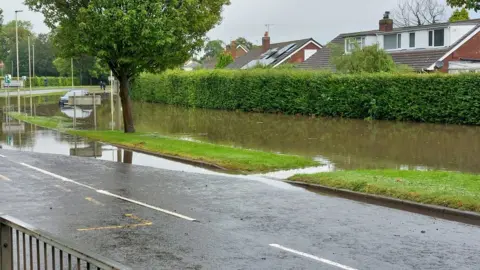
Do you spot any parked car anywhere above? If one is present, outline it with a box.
[59,90,89,106]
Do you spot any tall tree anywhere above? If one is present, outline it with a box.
[2,21,33,76]
[33,34,58,76]
[0,8,6,65]
[393,0,446,27]
[235,37,254,50]
[202,39,225,60]
[26,0,230,133]
[447,0,480,10]
[449,8,470,22]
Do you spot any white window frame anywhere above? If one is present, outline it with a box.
[384,33,402,50]
[428,29,445,47]
[345,37,365,53]
[409,32,415,48]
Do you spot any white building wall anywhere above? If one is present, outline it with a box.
[415,30,430,48]
[400,32,410,49]
[449,25,476,46]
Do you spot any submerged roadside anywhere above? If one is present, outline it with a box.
[8,113,318,173]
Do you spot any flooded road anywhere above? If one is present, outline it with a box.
[1,96,480,174]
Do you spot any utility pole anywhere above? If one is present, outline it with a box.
[32,44,35,78]
[110,71,114,131]
[71,58,74,88]
[15,10,23,113]
[28,35,32,115]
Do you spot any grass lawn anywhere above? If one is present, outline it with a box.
[9,113,318,173]
[2,85,98,91]
[290,170,480,212]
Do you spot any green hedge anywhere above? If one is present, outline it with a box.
[131,70,480,125]
[24,77,81,87]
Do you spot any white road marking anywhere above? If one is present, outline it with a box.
[19,162,196,222]
[20,163,96,191]
[0,154,6,158]
[269,244,358,270]
[97,190,197,222]
[0,174,11,181]
[85,197,104,206]
[54,185,72,192]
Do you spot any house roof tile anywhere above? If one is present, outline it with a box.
[298,20,480,71]
[227,38,316,69]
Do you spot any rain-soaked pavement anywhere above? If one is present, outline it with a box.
[1,96,480,269]
[0,149,479,270]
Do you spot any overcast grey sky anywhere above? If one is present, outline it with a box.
[4,0,478,45]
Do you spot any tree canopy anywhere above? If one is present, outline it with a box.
[447,0,480,10]
[330,43,411,73]
[449,8,470,22]
[203,39,225,60]
[26,0,230,133]
[215,52,233,69]
[235,37,254,50]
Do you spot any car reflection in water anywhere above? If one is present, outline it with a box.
[61,106,93,119]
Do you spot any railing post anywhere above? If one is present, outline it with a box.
[0,224,13,270]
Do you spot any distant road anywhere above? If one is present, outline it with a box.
[0,88,89,97]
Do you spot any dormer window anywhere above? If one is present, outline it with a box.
[429,29,445,47]
[384,33,402,50]
[345,37,365,52]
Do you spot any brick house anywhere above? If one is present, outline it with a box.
[299,12,480,73]
[227,32,323,69]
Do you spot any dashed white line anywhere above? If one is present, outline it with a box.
[0,174,11,181]
[20,163,96,191]
[269,244,358,270]
[97,190,196,221]
[0,154,6,158]
[19,162,197,222]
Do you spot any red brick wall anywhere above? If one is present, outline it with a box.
[287,42,321,64]
[440,31,480,72]
[236,48,247,59]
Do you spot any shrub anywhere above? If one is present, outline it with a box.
[24,77,81,87]
[131,70,480,125]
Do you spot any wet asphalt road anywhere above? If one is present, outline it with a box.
[0,149,479,270]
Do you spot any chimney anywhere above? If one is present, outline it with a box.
[230,40,237,59]
[262,31,271,52]
[379,11,393,32]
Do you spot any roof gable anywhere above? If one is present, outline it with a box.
[227,38,321,69]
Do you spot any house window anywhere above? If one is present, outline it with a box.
[429,29,445,47]
[345,37,365,52]
[384,34,401,50]
[409,33,415,48]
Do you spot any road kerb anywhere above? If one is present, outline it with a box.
[284,180,480,226]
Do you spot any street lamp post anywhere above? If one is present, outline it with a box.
[32,44,35,78]
[15,10,23,113]
[28,35,32,115]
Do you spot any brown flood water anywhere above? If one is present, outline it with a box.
[1,98,480,174]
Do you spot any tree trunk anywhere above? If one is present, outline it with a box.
[119,74,135,133]
[123,150,133,164]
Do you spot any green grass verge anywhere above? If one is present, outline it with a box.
[9,113,318,173]
[289,170,480,212]
[3,85,98,91]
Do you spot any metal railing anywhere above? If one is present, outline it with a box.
[0,215,130,270]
